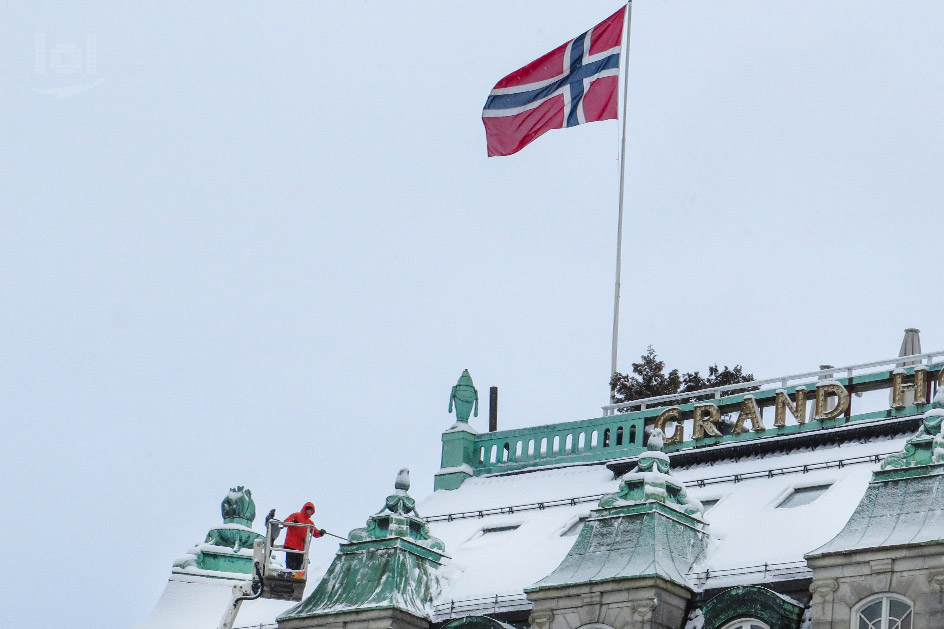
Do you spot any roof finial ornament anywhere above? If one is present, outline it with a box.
[449,369,479,423]
[395,468,410,494]
[647,427,665,452]
[882,388,944,469]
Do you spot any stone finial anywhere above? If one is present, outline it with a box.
[449,369,479,423]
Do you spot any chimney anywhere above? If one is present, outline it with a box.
[898,328,922,367]
[489,386,498,432]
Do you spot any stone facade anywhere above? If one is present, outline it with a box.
[807,545,944,629]
[527,578,692,629]
[279,607,430,629]
[804,402,944,629]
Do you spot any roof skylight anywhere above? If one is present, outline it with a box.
[777,484,832,509]
[462,524,521,548]
[701,498,721,512]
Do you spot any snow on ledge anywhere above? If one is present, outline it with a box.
[444,422,478,435]
[436,464,474,477]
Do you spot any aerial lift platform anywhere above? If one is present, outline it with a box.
[217,517,315,629]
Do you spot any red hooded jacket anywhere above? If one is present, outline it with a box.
[284,502,323,550]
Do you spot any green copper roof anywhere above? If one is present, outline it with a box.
[172,486,263,575]
[808,466,944,556]
[810,404,944,557]
[701,586,804,629]
[529,431,708,591]
[279,469,446,621]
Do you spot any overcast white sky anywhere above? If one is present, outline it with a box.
[2,2,943,627]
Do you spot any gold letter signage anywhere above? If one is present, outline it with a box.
[733,395,765,434]
[638,364,944,454]
[653,407,684,445]
[692,403,722,440]
[814,382,850,421]
[891,367,928,408]
[774,387,807,428]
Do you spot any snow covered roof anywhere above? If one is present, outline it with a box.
[419,430,911,617]
[136,346,940,628]
[136,427,914,628]
[279,471,446,623]
[136,573,296,629]
[811,408,944,557]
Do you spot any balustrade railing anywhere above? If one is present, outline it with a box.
[444,351,941,479]
[431,592,531,621]
[602,350,944,414]
[468,413,645,474]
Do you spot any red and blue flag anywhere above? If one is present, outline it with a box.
[483,6,626,157]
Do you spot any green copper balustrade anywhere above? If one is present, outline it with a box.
[468,413,646,474]
[437,363,944,488]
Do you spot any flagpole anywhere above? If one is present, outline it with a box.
[610,0,633,404]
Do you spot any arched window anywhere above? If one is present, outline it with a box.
[852,594,913,629]
[721,621,769,629]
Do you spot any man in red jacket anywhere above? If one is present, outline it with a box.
[283,501,324,570]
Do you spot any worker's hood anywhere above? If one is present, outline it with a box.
[302,501,315,514]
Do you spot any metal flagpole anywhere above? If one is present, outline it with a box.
[610,0,633,404]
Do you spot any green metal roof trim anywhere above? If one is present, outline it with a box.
[528,506,706,591]
[279,544,442,620]
[529,437,708,591]
[280,469,446,621]
[809,404,944,557]
[441,364,941,481]
[701,586,804,629]
[442,616,520,629]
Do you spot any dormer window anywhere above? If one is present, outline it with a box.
[481,525,519,535]
[777,484,832,509]
[463,524,520,547]
[701,498,721,512]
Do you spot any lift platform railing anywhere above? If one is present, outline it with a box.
[218,516,319,629]
[254,517,315,602]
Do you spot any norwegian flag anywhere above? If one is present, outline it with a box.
[483,7,626,157]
